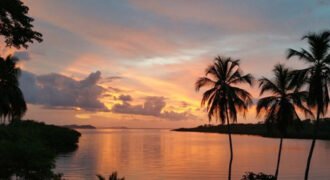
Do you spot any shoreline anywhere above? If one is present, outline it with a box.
[173,122,330,140]
[0,120,81,178]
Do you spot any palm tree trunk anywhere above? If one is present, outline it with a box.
[275,137,283,179]
[304,109,320,180]
[225,113,233,180]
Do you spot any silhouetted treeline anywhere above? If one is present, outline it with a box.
[97,172,125,180]
[62,124,96,129]
[0,120,80,179]
[241,172,275,180]
[174,119,330,140]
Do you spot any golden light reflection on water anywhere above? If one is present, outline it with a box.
[56,129,330,180]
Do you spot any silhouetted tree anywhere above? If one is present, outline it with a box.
[287,30,330,180]
[0,0,42,49]
[0,55,26,124]
[96,172,125,180]
[195,56,253,180]
[241,172,275,180]
[257,64,312,179]
[0,120,80,179]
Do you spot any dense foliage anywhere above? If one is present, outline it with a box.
[174,119,330,140]
[0,120,80,179]
[195,56,253,123]
[195,56,253,180]
[256,64,312,179]
[257,64,311,134]
[0,0,42,49]
[0,55,27,124]
[241,172,275,180]
[287,30,330,180]
[97,172,125,180]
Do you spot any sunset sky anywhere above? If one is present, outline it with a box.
[4,0,330,128]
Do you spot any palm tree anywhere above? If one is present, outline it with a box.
[287,31,330,180]
[0,55,27,124]
[257,64,312,179]
[195,56,253,180]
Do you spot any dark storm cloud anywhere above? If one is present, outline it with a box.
[161,110,195,121]
[118,95,132,102]
[13,51,31,61]
[102,76,122,82]
[112,96,195,120]
[107,86,124,93]
[19,71,108,111]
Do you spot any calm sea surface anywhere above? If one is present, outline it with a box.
[55,129,330,179]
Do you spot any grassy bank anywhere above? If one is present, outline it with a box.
[174,119,330,140]
[0,120,81,179]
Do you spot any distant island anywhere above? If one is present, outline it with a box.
[174,119,330,140]
[100,126,129,129]
[62,124,96,129]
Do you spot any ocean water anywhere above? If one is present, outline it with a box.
[55,129,330,179]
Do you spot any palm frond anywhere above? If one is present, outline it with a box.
[256,96,277,117]
[288,68,311,90]
[229,73,254,86]
[286,48,315,63]
[201,87,216,107]
[195,77,216,92]
[257,64,311,133]
[259,77,282,96]
[205,64,220,81]
[96,175,106,180]
[231,86,253,104]
[226,58,240,79]
[288,91,314,118]
[196,56,253,124]
[302,31,330,61]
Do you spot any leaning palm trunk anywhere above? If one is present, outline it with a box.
[274,137,283,179]
[256,64,312,180]
[285,31,330,179]
[226,111,233,180]
[304,110,320,180]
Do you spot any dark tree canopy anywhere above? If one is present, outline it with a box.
[287,30,330,180]
[0,0,42,49]
[195,56,253,180]
[0,55,27,123]
[195,56,254,123]
[257,64,312,134]
[287,30,330,116]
